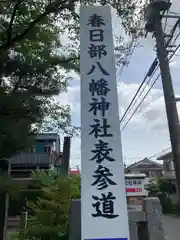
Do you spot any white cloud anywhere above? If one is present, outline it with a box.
[57,76,177,166]
[56,2,180,167]
[58,79,166,129]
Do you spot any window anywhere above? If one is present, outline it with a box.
[28,145,35,152]
[164,160,171,172]
[44,145,52,153]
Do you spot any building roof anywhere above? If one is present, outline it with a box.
[156,151,172,160]
[9,153,51,167]
[36,133,59,141]
[125,158,163,172]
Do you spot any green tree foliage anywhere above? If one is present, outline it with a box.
[147,179,178,214]
[147,182,160,197]
[0,0,80,159]
[0,0,146,159]
[0,172,23,198]
[147,179,177,197]
[22,171,80,239]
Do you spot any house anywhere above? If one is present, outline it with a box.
[7,135,72,232]
[156,151,175,179]
[156,151,178,204]
[9,133,61,178]
[7,133,61,218]
[124,158,163,179]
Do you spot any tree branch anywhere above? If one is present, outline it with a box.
[0,0,75,51]
[58,56,79,64]
[0,10,48,51]
[7,0,21,44]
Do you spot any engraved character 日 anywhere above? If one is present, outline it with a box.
[89,29,104,42]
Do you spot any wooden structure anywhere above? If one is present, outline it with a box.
[125,158,163,179]
[69,198,165,240]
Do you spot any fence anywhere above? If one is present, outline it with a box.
[69,197,165,240]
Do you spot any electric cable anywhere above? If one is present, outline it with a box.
[121,41,180,132]
[120,17,180,125]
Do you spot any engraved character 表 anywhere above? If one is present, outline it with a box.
[91,165,117,190]
[92,192,119,219]
[90,140,115,163]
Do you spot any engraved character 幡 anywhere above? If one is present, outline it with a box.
[89,78,110,97]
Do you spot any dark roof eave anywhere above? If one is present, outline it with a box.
[125,167,163,171]
[125,158,163,170]
[157,151,172,160]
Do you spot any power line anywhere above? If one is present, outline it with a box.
[148,147,171,159]
[119,10,171,123]
[119,58,158,124]
[124,146,171,163]
[121,41,180,132]
[116,1,148,82]
[121,62,159,125]
[120,17,180,126]
[121,73,160,132]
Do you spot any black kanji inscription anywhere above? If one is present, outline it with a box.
[89,97,110,117]
[89,78,110,97]
[88,44,107,58]
[90,140,115,163]
[92,192,119,219]
[87,62,110,76]
[87,14,105,27]
[89,29,104,42]
[91,165,116,190]
[89,118,112,138]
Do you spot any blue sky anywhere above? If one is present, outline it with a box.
[57,1,180,168]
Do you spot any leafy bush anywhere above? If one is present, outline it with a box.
[159,195,173,214]
[147,183,160,197]
[159,179,176,194]
[22,171,80,239]
[147,179,177,214]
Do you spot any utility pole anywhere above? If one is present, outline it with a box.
[145,0,180,198]
[0,159,9,240]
